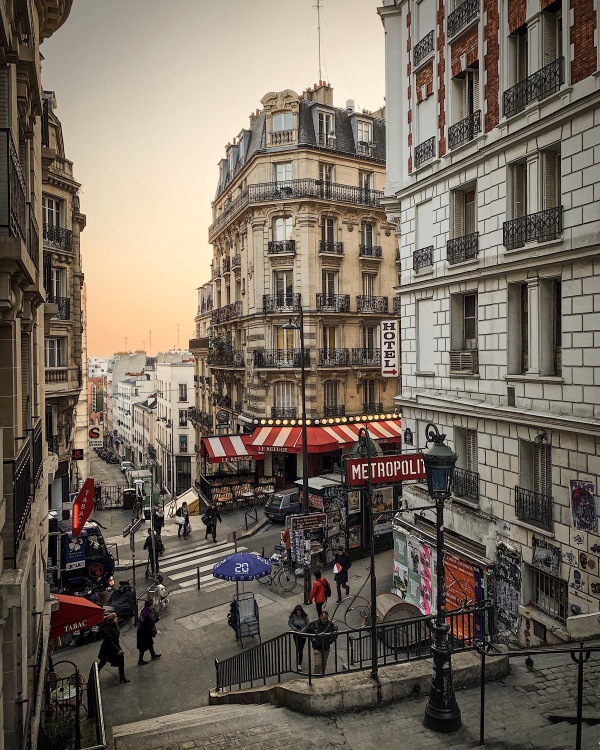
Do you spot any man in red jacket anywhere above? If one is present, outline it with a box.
[307,570,330,617]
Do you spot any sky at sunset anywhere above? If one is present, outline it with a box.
[41,0,386,357]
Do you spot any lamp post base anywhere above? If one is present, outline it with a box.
[423,642,461,733]
[423,702,462,733]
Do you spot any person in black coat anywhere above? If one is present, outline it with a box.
[153,507,165,537]
[143,529,163,576]
[333,546,352,603]
[137,599,161,665]
[175,501,191,539]
[97,613,129,683]
[204,502,222,543]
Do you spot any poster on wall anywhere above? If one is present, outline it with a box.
[347,490,361,514]
[393,528,437,615]
[372,485,394,537]
[495,543,522,639]
[532,537,561,575]
[570,480,597,531]
[348,524,361,549]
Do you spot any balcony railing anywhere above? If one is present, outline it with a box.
[515,486,553,532]
[448,110,482,150]
[393,297,401,315]
[27,204,39,272]
[4,435,33,564]
[232,254,241,269]
[263,294,301,314]
[319,240,344,255]
[363,402,383,414]
[43,224,73,252]
[45,368,68,384]
[212,267,221,280]
[503,57,564,118]
[30,418,43,488]
[449,350,478,374]
[317,133,337,148]
[318,348,350,366]
[359,245,382,258]
[207,350,244,368]
[270,130,295,145]
[210,301,243,324]
[268,240,296,255]
[46,435,59,455]
[49,296,71,320]
[0,128,26,250]
[414,136,436,169]
[447,0,479,39]
[222,258,230,272]
[357,142,375,156]
[413,246,433,271]
[316,294,350,313]
[253,349,311,369]
[324,405,346,417]
[189,337,209,350]
[271,407,297,419]
[452,467,480,502]
[413,30,434,67]
[357,296,388,313]
[352,348,381,366]
[447,232,479,264]
[503,206,562,250]
[209,179,384,240]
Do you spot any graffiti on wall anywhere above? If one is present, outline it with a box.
[532,537,561,575]
[570,480,597,532]
[495,543,522,637]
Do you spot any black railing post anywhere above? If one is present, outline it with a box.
[571,642,591,750]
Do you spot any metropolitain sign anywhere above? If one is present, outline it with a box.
[346,454,426,486]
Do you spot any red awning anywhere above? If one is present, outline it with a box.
[200,434,263,464]
[50,594,105,640]
[250,419,402,454]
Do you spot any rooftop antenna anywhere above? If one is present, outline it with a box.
[149,330,152,356]
[176,324,180,350]
[313,0,323,81]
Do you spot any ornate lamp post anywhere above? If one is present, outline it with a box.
[422,422,461,733]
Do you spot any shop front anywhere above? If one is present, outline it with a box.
[198,434,267,507]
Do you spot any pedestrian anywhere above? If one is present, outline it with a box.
[333,546,352,603]
[143,529,163,576]
[288,604,309,671]
[97,612,129,683]
[303,610,338,675]
[307,569,330,617]
[281,526,292,569]
[175,501,191,539]
[137,599,161,665]
[153,507,165,537]
[204,501,222,543]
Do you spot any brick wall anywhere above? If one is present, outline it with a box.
[508,0,526,34]
[484,0,500,131]
[450,24,478,77]
[437,0,446,157]
[571,0,598,84]
[540,0,556,9]
[416,61,434,101]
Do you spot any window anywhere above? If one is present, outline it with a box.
[455,428,478,472]
[357,120,373,143]
[359,171,373,193]
[321,218,335,243]
[508,279,561,376]
[513,26,528,85]
[453,188,477,237]
[179,409,187,427]
[91,383,97,413]
[275,162,292,184]
[274,381,295,408]
[361,223,374,248]
[273,112,292,131]
[318,111,334,139]
[520,440,552,495]
[362,273,375,299]
[417,298,435,373]
[452,68,480,121]
[179,435,188,453]
[324,380,338,409]
[362,326,376,352]
[323,326,336,352]
[541,8,562,67]
[363,378,376,405]
[510,161,527,220]
[274,270,293,303]
[319,163,334,183]
[274,326,294,353]
[450,292,478,373]
[50,267,66,301]
[463,294,477,349]
[274,216,293,241]
[416,200,434,250]
[44,337,65,368]
[541,150,561,211]
[178,383,187,402]
[42,196,61,227]
[532,568,568,623]
[322,270,338,297]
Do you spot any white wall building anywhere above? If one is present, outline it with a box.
[133,396,157,469]
[115,370,156,461]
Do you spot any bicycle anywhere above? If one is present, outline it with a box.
[258,559,298,592]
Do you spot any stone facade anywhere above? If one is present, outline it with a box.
[380,0,600,644]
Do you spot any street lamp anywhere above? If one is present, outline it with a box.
[422,422,461,733]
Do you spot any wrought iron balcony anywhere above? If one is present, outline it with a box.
[317,133,337,147]
[212,267,221,280]
[503,206,562,250]
[5,436,33,565]
[0,129,26,252]
[393,297,401,315]
[43,224,73,252]
[447,0,479,39]
[352,348,381,366]
[449,350,478,374]
[46,435,59,454]
[232,254,241,269]
[359,245,382,258]
[357,142,375,156]
[270,130,295,145]
[254,349,311,369]
[452,467,480,502]
[323,405,346,417]
[30,418,43,488]
[503,58,564,118]
[448,110,482,150]
[357,296,388,314]
[363,402,383,414]
[414,136,436,169]
[316,294,350,313]
[48,296,71,320]
[318,348,350,366]
[271,406,297,419]
[222,258,230,272]
[263,293,301,313]
[515,486,553,532]
[207,350,244,368]
[413,30,434,67]
[210,301,243,325]
[447,232,479,264]
[28,204,39,271]
[319,240,344,255]
[413,246,433,271]
[268,240,296,255]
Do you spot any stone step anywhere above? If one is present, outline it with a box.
[444,719,593,750]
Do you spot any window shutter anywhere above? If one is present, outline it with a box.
[454,191,465,239]
[534,443,552,497]
[542,151,557,210]
[514,163,526,218]
[466,430,478,472]
[542,13,557,67]
[472,70,480,113]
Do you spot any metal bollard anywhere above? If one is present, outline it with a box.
[197,566,201,591]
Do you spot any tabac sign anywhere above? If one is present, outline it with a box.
[346,454,426,486]
[381,320,399,377]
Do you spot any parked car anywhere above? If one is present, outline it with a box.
[120,460,134,473]
[264,489,302,523]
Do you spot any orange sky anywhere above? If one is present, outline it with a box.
[41,0,386,356]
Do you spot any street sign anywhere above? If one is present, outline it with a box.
[290,513,327,532]
[130,519,143,536]
[381,320,399,378]
[130,533,136,553]
[227,529,243,543]
[71,448,84,461]
[88,425,103,448]
[122,522,133,538]
[346,453,426,486]
[72,478,95,535]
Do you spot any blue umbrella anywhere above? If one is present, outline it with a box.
[212,552,271,582]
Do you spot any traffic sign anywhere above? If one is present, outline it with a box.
[130,519,143,536]
[290,513,327,532]
[122,522,133,538]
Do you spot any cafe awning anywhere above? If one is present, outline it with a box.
[250,418,402,454]
[200,434,263,464]
[50,594,105,640]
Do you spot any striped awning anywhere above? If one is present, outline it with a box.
[250,419,402,454]
[200,434,263,463]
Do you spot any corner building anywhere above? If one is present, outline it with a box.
[379,0,600,645]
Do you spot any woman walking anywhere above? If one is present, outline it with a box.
[137,599,162,665]
[97,612,129,683]
[288,604,309,671]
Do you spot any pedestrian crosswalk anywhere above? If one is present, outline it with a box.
[158,539,249,592]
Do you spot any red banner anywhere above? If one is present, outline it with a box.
[72,478,95,535]
[347,454,426,486]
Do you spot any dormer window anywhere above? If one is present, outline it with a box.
[357,120,373,144]
[318,112,335,146]
[273,112,293,131]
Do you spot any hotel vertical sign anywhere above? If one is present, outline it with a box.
[381,320,399,377]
